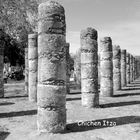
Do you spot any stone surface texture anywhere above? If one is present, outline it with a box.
[126,53,131,84]
[100,37,113,97]
[37,0,66,133]
[81,27,99,108]
[113,45,121,91]
[25,47,28,95]
[121,49,126,87]
[28,33,38,102]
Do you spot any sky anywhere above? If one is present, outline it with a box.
[56,0,140,55]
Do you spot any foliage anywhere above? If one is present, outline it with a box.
[0,0,38,37]
[0,0,38,65]
[2,31,24,65]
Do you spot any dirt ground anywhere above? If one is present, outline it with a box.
[0,79,140,140]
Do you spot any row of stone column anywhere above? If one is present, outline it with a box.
[24,1,70,133]
[0,0,139,135]
[25,36,70,101]
[26,30,139,104]
[24,0,140,134]
[80,28,138,108]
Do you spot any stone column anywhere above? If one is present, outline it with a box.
[121,49,126,87]
[136,57,140,78]
[135,58,137,79]
[135,59,138,79]
[133,57,135,81]
[126,53,130,84]
[100,37,113,97]
[98,55,101,88]
[81,27,98,108]
[113,45,121,91]
[65,43,70,94]
[25,47,28,95]
[132,55,134,81]
[0,29,4,98]
[130,55,133,82]
[28,33,38,102]
[37,1,66,133]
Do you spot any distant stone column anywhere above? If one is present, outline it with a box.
[126,53,130,84]
[135,59,138,78]
[0,29,4,98]
[136,57,140,78]
[98,55,101,87]
[25,47,28,95]
[133,57,136,81]
[135,58,137,79]
[121,49,126,87]
[100,37,113,97]
[81,27,98,108]
[37,1,66,133]
[130,55,133,82]
[113,45,121,91]
[135,59,138,79]
[65,43,70,94]
[28,33,38,102]
[121,50,126,87]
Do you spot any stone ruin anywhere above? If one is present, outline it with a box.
[1,0,140,134]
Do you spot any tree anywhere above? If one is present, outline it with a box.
[0,0,38,47]
[1,30,24,65]
[0,0,38,65]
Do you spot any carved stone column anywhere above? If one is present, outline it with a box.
[37,1,66,133]
[81,27,98,108]
[28,33,38,102]
[25,47,28,95]
[126,53,130,84]
[121,49,126,87]
[100,37,113,97]
[113,45,121,91]
[130,55,133,82]
[135,59,138,79]
[133,57,135,81]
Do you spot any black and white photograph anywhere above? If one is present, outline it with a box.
[0,0,140,139]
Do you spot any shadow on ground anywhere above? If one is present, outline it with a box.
[0,110,37,118]
[120,88,140,91]
[66,97,81,101]
[99,100,140,108]
[0,131,10,140]
[66,116,140,133]
[4,95,28,99]
[0,102,15,106]
[113,92,140,97]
